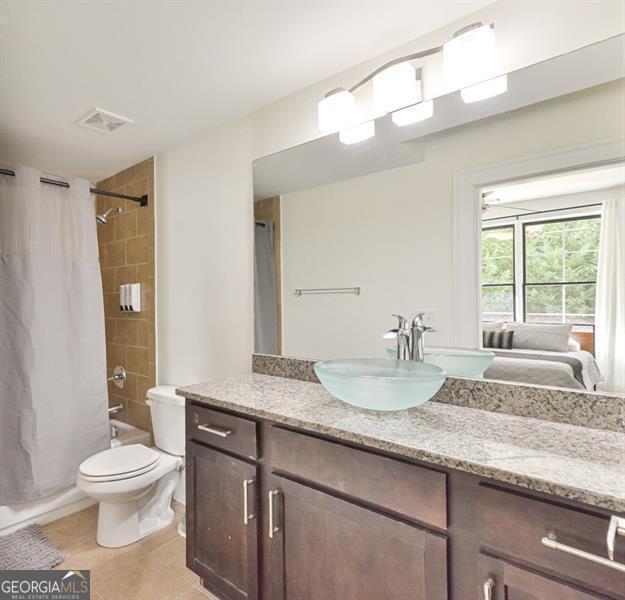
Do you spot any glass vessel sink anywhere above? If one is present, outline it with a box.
[314,358,446,411]
[387,346,494,377]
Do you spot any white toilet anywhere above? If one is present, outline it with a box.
[77,385,185,548]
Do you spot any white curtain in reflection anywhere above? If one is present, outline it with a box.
[254,220,278,354]
[595,198,625,393]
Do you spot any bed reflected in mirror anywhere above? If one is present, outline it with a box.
[480,164,624,392]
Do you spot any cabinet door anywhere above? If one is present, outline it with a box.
[479,554,611,600]
[186,441,258,600]
[268,476,447,600]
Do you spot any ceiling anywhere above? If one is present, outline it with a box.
[483,163,625,204]
[0,0,493,182]
[482,163,625,220]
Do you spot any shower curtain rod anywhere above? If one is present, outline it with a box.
[0,168,149,206]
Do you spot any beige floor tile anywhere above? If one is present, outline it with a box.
[42,505,98,552]
[54,534,150,584]
[95,554,194,600]
[176,586,220,600]
[152,536,198,585]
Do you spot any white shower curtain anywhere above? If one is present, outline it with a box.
[0,166,110,504]
[595,198,625,393]
[254,220,278,354]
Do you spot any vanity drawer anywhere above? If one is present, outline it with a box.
[186,403,258,460]
[478,485,625,598]
[270,426,447,529]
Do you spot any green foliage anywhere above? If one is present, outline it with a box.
[482,217,600,323]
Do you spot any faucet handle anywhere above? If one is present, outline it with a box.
[392,314,408,330]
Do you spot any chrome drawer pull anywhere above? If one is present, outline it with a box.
[483,578,494,600]
[268,490,280,539]
[197,423,232,438]
[542,534,625,573]
[243,479,255,525]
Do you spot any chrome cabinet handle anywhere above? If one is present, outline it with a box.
[243,479,255,525]
[607,515,625,560]
[268,490,280,539]
[483,578,494,600]
[542,534,625,573]
[197,423,232,438]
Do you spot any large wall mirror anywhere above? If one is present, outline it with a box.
[253,35,625,395]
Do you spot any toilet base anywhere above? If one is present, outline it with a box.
[96,468,180,548]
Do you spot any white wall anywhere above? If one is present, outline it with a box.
[156,1,625,384]
[279,82,624,359]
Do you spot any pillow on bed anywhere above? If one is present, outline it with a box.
[483,329,514,349]
[567,338,581,351]
[505,322,572,352]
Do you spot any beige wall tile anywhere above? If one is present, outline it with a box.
[127,346,149,375]
[115,264,137,287]
[107,240,126,267]
[98,158,154,431]
[136,319,150,347]
[113,318,138,346]
[115,209,137,240]
[98,244,107,267]
[127,235,149,264]
[100,268,115,293]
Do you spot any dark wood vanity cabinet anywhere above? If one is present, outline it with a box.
[479,555,608,600]
[184,401,625,600]
[186,441,259,600]
[268,475,447,600]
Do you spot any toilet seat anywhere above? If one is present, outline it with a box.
[79,444,160,482]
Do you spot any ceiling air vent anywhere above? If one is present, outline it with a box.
[77,108,133,133]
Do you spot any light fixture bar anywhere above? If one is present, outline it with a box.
[332,21,492,96]
[347,47,442,94]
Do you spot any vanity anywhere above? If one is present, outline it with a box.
[178,367,625,600]
[181,32,625,600]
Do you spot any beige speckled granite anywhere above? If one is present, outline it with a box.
[252,353,625,433]
[178,373,625,513]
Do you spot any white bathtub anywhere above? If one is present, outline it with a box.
[0,420,150,535]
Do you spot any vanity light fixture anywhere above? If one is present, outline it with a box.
[373,64,422,114]
[443,23,498,90]
[339,120,375,145]
[318,88,356,133]
[317,21,506,138]
[391,99,434,126]
[461,74,508,103]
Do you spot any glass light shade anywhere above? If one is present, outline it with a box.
[391,100,433,126]
[318,89,355,133]
[339,120,375,145]
[461,74,507,103]
[372,62,421,114]
[443,24,498,89]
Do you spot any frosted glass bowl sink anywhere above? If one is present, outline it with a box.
[386,346,495,377]
[314,358,446,411]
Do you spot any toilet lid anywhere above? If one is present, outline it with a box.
[79,444,160,479]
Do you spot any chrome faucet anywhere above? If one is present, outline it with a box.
[384,312,436,361]
[383,314,411,360]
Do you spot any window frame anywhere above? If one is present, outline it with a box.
[481,223,517,322]
[521,214,600,328]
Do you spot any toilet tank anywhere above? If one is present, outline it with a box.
[146,385,185,456]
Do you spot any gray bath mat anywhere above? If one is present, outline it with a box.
[0,524,64,570]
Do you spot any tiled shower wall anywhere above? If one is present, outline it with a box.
[96,158,155,436]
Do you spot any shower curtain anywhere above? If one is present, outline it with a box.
[595,197,625,393]
[254,220,278,354]
[0,166,110,504]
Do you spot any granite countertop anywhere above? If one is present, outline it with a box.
[178,374,625,513]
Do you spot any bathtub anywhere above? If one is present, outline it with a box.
[0,420,150,535]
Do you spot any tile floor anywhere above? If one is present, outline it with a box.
[43,502,217,600]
